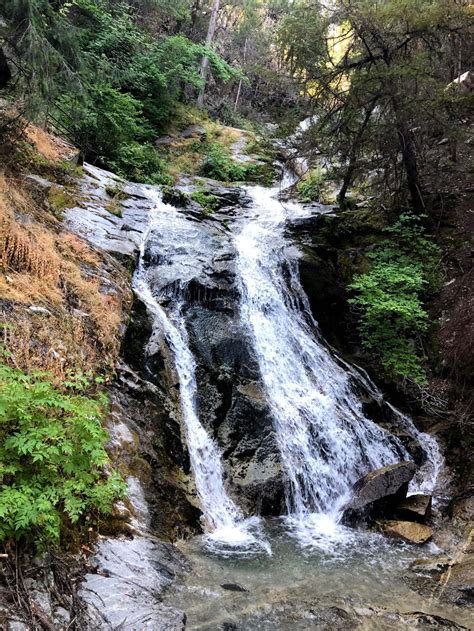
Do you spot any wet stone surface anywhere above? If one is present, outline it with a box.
[79,538,189,631]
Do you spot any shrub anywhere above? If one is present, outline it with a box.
[297,167,326,202]
[0,364,126,546]
[109,142,172,185]
[199,142,247,182]
[349,213,440,384]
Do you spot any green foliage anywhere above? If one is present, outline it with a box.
[198,141,273,184]
[0,364,126,546]
[349,213,440,384]
[191,190,221,215]
[199,142,247,182]
[297,168,326,202]
[3,0,238,182]
[59,85,171,183]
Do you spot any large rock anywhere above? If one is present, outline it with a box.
[80,538,188,630]
[378,520,433,544]
[65,163,153,262]
[395,494,432,523]
[348,461,416,510]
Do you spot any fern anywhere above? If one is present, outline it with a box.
[0,363,126,546]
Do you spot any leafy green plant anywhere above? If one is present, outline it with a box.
[191,190,221,215]
[297,168,326,202]
[0,363,126,546]
[349,213,440,384]
[199,142,247,182]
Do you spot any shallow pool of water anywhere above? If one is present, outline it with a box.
[164,518,470,630]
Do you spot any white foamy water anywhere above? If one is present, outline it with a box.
[130,179,441,554]
[234,185,443,546]
[133,189,268,553]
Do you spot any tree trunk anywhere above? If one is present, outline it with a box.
[390,94,424,213]
[338,104,375,206]
[197,0,220,108]
[234,37,247,112]
[0,48,11,90]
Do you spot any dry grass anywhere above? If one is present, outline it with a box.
[163,120,246,181]
[25,124,76,162]
[0,169,130,380]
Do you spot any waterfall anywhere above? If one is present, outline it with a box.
[133,189,267,552]
[235,185,442,543]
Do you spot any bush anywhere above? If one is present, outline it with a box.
[199,142,247,182]
[297,167,326,202]
[349,213,440,384]
[0,364,126,546]
[109,142,172,185]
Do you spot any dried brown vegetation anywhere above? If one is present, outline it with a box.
[0,134,131,380]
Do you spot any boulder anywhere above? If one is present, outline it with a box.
[179,124,206,140]
[395,494,432,523]
[343,461,417,525]
[79,538,188,630]
[349,461,416,510]
[378,520,433,544]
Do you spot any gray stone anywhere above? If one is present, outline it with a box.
[347,461,416,511]
[23,174,52,194]
[79,537,188,630]
[179,124,206,140]
[64,163,153,260]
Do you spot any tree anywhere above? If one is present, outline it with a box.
[197,0,221,107]
[278,0,473,212]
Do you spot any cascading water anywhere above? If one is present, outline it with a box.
[235,184,442,544]
[133,189,267,552]
[129,174,441,553]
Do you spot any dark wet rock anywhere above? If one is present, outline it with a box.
[185,302,286,516]
[80,537,188,630]
[344,462,416,524]
[162,186,190,208]
[107,360,201,540]
[220,583,248,592]
[395,494,432,523]
[203,184,252,207]
[378,519,433,544]
[296,247,348,348]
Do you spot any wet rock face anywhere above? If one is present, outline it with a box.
[80,538,188,630]
[187,302,285,515]
[107,363,201,540]
[65,164,154,263]
[137,190,288,518]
